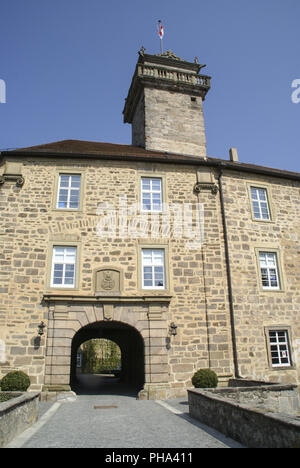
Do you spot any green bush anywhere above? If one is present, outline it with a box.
[0,371,31,392]
[0,394,14,403]
[191,368,218,388]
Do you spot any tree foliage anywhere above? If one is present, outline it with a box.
[81,339,121,373]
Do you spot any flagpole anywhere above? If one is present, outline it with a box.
[158,20,163,54]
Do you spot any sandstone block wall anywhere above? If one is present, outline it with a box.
[222,171,300,387]
[132,87,207,158]
[1,156,299,395]
[0,157,233,393]
[188,387,300,448]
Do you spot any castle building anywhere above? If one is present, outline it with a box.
[0,49,299,399]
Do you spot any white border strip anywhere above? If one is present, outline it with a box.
[155,400,184,415]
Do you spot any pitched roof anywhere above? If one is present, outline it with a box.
[5,139,211,164]
[12,139,157,156]
[7,139,200,161]
[2,139,300,181]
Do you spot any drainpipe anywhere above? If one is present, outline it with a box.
[218,169,241,378]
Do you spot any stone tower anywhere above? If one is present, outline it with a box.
[123,48,211,158]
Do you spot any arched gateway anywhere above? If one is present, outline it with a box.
[70,321,145,392]
[43,297,171,399]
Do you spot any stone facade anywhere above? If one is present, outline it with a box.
[0,157,233,397]
[131,87,207,158]
[221,171,300,387]
[0,51,299,399]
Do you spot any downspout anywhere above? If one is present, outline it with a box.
[218,169,241,378]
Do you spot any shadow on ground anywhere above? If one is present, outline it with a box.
[71,373,141,397]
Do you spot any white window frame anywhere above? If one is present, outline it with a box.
[250,186,270,220]
[51,246,77,288]
[268,330,291,367]
[259,251,280,290]
[57,174,81,210]
[141,177,163,212]
[142,248,165,290]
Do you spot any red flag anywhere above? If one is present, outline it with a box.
[158,20,164,39]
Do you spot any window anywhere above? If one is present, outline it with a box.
[57,174,81,209]
[268,330,291,367]
[259,252,280,290]
[76,352,82,368]
[250,187,270,220]
[51,246,77,287]
[141,177,162,212]
[142,249,165,289]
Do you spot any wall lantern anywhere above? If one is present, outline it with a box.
[38,321,46,336]
[169,322,177,336]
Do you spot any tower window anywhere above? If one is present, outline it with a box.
[191,97,197,103]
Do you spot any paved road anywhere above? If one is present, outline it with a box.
[6,375,243,449]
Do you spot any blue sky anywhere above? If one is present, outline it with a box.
[1,0,299,171]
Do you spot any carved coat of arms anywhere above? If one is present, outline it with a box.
[101,271,115,291]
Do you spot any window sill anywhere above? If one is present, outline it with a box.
[139,210,171,217]
[250,217,275,224]
[270,365,296,371]
[260,288,285,293]
[138,289,172,297]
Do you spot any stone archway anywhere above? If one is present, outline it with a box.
[43,297,172,399]
[70,320,145,394]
